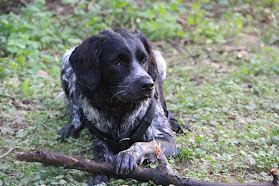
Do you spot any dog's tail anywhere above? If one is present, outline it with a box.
[163,101,191,134]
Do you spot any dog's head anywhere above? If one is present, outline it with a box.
[69,29,157,103]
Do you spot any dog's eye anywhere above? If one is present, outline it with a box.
[112,59,121,66]
[142,58,147,64]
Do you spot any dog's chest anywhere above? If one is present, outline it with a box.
[80,98,149,139]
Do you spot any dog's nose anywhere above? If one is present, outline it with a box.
[140,78,154,91]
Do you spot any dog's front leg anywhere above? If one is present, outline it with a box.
[88,138,115,185]
[113,140,177,174]
[58,105,84,140]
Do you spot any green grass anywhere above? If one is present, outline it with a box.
[0,0,279,185]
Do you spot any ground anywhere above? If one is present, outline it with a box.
[0,0,279,185]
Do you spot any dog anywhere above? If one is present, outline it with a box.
[59,29,184,185]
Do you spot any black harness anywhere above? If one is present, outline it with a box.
[86,98,156,152]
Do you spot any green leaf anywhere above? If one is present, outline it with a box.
[59,179,66,184]
[62,0,79,4]
[51,66,60,75]
[22,80,30,93]
[192,3,200,11]
[250,152,258,158]
[178,120,184,125]
[247,155,256,165]
[258,151,266,157]
[188,15,195,25]
[241,68,249,74]
[240,150,247,156]
[195,136,202,143]
[237,176,243,182]
[149,164,157,169]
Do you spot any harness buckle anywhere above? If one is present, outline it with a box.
[119,138,130,142]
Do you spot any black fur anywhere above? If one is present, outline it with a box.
[59,29,179,185]
[70,40,100,90]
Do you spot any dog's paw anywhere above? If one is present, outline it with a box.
[113,151,137,175]
[88,175,109,186]
[169,117,191,133]
[58,124,79,141]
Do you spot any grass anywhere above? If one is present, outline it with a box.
[0,0,279,185]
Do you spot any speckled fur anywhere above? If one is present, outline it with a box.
[59,30,177,185]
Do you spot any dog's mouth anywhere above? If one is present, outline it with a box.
[136,91,154,102]
[109,85,154,103]
[145,92,153,99]
[119,92,154,103]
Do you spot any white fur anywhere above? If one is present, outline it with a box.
[153,50,167,81]
[79,95,111,132]
[80,94,151,135]
[61,47,76,70]
[121,99,150,132]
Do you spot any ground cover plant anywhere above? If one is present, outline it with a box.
[0,0,279,185]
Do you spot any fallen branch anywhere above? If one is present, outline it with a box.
[15,149,277,186]
[0,147,13,159]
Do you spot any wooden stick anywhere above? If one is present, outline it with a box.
[15,150,277,186]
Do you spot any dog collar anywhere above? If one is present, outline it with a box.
[86,98,156,151]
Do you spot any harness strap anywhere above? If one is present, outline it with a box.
[128,98,156,142]
[86,98,156,151]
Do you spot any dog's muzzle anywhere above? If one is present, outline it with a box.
[140,77,154,98]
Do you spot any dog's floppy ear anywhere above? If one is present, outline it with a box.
[69,35,103,89]
[134,31,158,81]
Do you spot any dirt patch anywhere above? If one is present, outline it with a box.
[44,0,74,15]
[0,0,31,14]
[0,0,74,15]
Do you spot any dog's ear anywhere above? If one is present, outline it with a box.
[134,32,158,81]
[69,35,103,89]
[147,51,157,81]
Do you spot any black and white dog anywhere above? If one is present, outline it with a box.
[59,29,182,185]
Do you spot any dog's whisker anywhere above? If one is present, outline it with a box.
[111,90,127,102]
[115,91,128,104]
[111,85,129,89]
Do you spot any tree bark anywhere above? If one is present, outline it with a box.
[15,150,277,186]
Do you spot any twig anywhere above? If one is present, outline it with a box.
[0,147,14,158]
[19,0,29,7]
[166,39,184,53]
[177,17,189,28]
[269,169,279,185]
[153,137,162,159]
[41,123,50,130]
[87,0,97,11]
[77,0,86,7]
